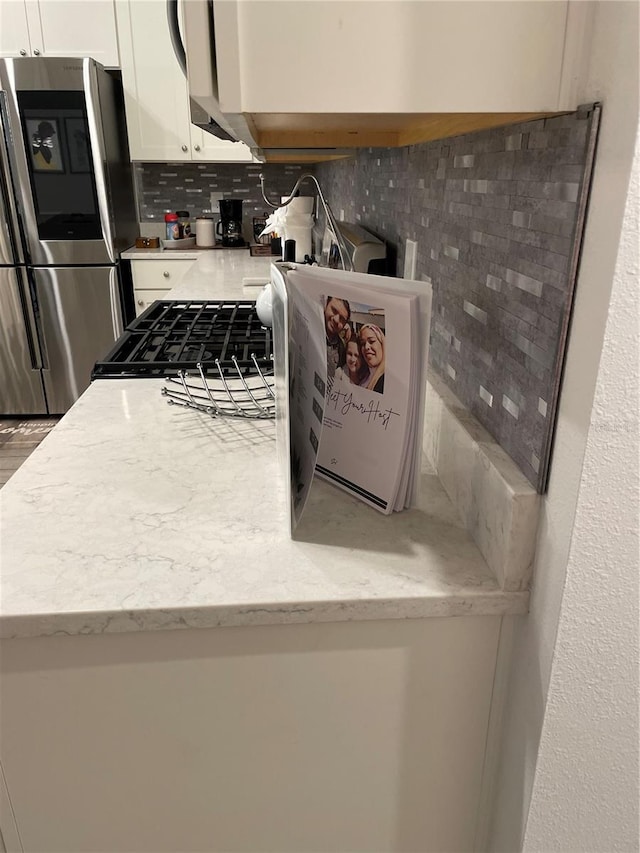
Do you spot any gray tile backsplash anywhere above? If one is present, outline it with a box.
[316,109,598,490]
[134,162,313,240]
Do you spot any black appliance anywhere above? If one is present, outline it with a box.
[216,198,245,247]
[92,300,272,379]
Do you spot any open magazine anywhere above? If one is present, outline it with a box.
[270,262,432,534]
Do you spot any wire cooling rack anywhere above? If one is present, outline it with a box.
[162,356,275,419]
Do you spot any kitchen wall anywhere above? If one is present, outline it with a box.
[489,4,639,850]
[133,162,313,239]
[315,113,596,490]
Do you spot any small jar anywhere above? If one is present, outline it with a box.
[195,215,216,248]
[164,212,181,240]
[176,210,191,237]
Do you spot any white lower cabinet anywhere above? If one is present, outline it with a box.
[131,258,196,315]
[134,288,171,316]
[0,617,503,852]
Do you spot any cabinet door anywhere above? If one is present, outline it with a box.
[30,0,120,67]
[0,0,32,57]
[1,618,501,852]
[133,288,170,316]
[190,126,255,163]
[116,0,192,161]
[116,0,254,163]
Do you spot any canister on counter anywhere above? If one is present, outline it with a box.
[195,215,216,247]
[164,212,181,240]
[176,210,191,238]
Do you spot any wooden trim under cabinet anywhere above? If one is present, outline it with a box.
[252,112,560,157]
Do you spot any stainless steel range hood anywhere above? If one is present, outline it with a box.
[188,98,238,146]
[168,0,263,154]
[189,96,353,164]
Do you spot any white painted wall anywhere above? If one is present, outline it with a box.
[523,126,639,853]
[488,2,640,850]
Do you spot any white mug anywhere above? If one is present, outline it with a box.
[195,216,216,247]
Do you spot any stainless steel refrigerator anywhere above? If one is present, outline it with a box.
[0,57,136,415]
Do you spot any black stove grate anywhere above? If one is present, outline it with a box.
[92,300,273,379]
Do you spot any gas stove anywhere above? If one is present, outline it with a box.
[92,300,273,379]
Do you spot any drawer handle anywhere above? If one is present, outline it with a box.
[20,49,27,56]
[137,299,144,305]
[181,144,188,152]
[33,48,41,55]
[194,144,201,152]
[163,271,170,278]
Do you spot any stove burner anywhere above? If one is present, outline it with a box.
[92,300,273,379]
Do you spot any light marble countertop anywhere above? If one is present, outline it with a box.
[167,252,273,299]
[0,253,528,639]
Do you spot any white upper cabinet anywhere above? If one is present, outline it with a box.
[115,0,254,162]
[206,0,594,152]
[116,0,193,161]
[27,0,120,67]
[0,0,120,66]
[0,0,32,57]
[217,0,586,114]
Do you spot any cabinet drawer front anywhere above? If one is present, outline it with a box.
[134,289,171,316]
[131,260,196,291]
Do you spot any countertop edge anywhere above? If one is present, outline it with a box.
[0,592,530,640]
[121,247,264,260]
[122,249,204,260]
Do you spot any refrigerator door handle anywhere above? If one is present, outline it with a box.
[0,98,25,265]
[0,266,48,414]
[22,273,46,369]
[83,61,116,262]
[33,266,124,413]
[109,274,124,339]
[0,84,40,262]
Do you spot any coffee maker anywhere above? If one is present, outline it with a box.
[217,199,245,247]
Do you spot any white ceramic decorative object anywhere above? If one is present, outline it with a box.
[256,283,273,326]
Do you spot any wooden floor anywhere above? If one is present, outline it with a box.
[0,418,60,488]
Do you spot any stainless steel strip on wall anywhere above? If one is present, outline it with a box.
[540,102,603,492]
